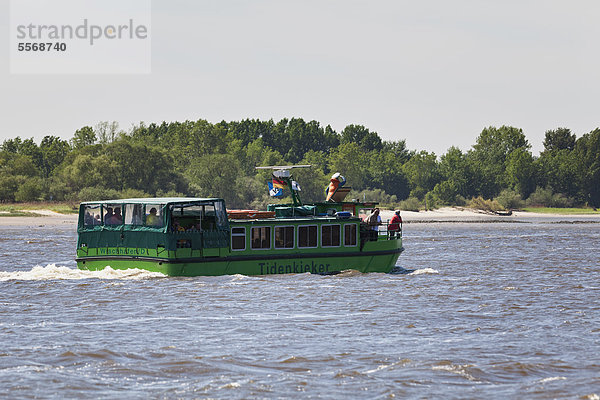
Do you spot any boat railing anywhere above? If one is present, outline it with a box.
[379,219,403,240]
[360,219,402,242]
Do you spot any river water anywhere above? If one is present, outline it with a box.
[1,221,599,399]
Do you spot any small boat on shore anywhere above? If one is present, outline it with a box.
[76,166,403,276]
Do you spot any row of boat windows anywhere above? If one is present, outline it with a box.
[231,224,357,251]
[82,202,228,230]
[83,204,165,227]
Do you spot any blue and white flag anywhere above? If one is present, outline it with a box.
[267,181,283,197]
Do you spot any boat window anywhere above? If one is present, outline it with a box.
[103,204,123,226]
[231,227,246,250]
[298,225,317,248]
[214,201,228,229]
[83,205,101,228]
[344,224,357,246]
[275,226,294,249]
[170,205,202,232]
[145,204,164,227]
[202,204,217,231]
[124,204,144,226]
[322,224,341,247]
[251,227,271,249]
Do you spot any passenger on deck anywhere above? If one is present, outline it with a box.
[84,211,94,226]
[106,207,123,225]
[367,208,381,239]
[113,207,123,224]
[172,219,185,232]
[146,207,161,226]
[388,210,402,238]
[103,207,113,224]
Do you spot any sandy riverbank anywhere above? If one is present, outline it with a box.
[1,207,599,227]
[381,207,600,223]
[0,210,78,227]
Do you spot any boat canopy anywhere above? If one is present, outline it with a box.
[78,198,228,233]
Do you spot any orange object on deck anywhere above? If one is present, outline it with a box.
[325,180,340,202]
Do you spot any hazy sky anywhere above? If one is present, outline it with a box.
[1,0,599,155]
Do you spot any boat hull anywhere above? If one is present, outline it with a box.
[77,248,403,276]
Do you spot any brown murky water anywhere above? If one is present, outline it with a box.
[1,222,599,398]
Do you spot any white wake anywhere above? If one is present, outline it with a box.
[0,264,166,281]
[409,268,439,275]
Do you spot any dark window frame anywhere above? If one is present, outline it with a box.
[344,223,357,247]
[251,226,271,250]
[321,224,341,247]
[298,225,318,248]
[231,226,246,251]
[274,225,295,249]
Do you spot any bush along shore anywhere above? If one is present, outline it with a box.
[1,120,599,211]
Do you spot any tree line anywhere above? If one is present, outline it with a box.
[1,118,599,209]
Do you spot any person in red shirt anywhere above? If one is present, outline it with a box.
[388,210,402,238]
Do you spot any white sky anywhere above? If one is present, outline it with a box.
[1,0,599,156]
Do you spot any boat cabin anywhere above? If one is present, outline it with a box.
[77,198,230,258]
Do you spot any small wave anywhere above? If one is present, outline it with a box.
[409,268,439,275]
[364,364,391,374]
[219,382,241,389]
[432,363,478,381]
[336,269,363,277]
[538,376,566,383]
[0,264,166,281]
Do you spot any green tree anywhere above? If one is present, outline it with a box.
[505,148,536,198]
[402,151,440,199]
[71,126,97,149]
[187,154,243,207]
[365,149,410,199]
[103,139,186,194]
[469,126,530,197]
[1,137,23,153]
[40,135,71,178]
[0,175,19,202]
[0,152,41,202]
[284,119,339,163]
[573,128,600,207]
[543,127,576,152]
[328,142,369,190]
[14,177,44,202]
[439,146,476,198]
[340,124,383,151]
[95,121,121,144]
[536,149,579,198]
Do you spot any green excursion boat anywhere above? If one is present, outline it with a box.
[76,166,404,276]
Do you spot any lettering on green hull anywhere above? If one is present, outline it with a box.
[98,248,148,256]
[258,261,330,275]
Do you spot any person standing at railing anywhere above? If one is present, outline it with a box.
[366,208,381,240]
[388,210,402,238]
